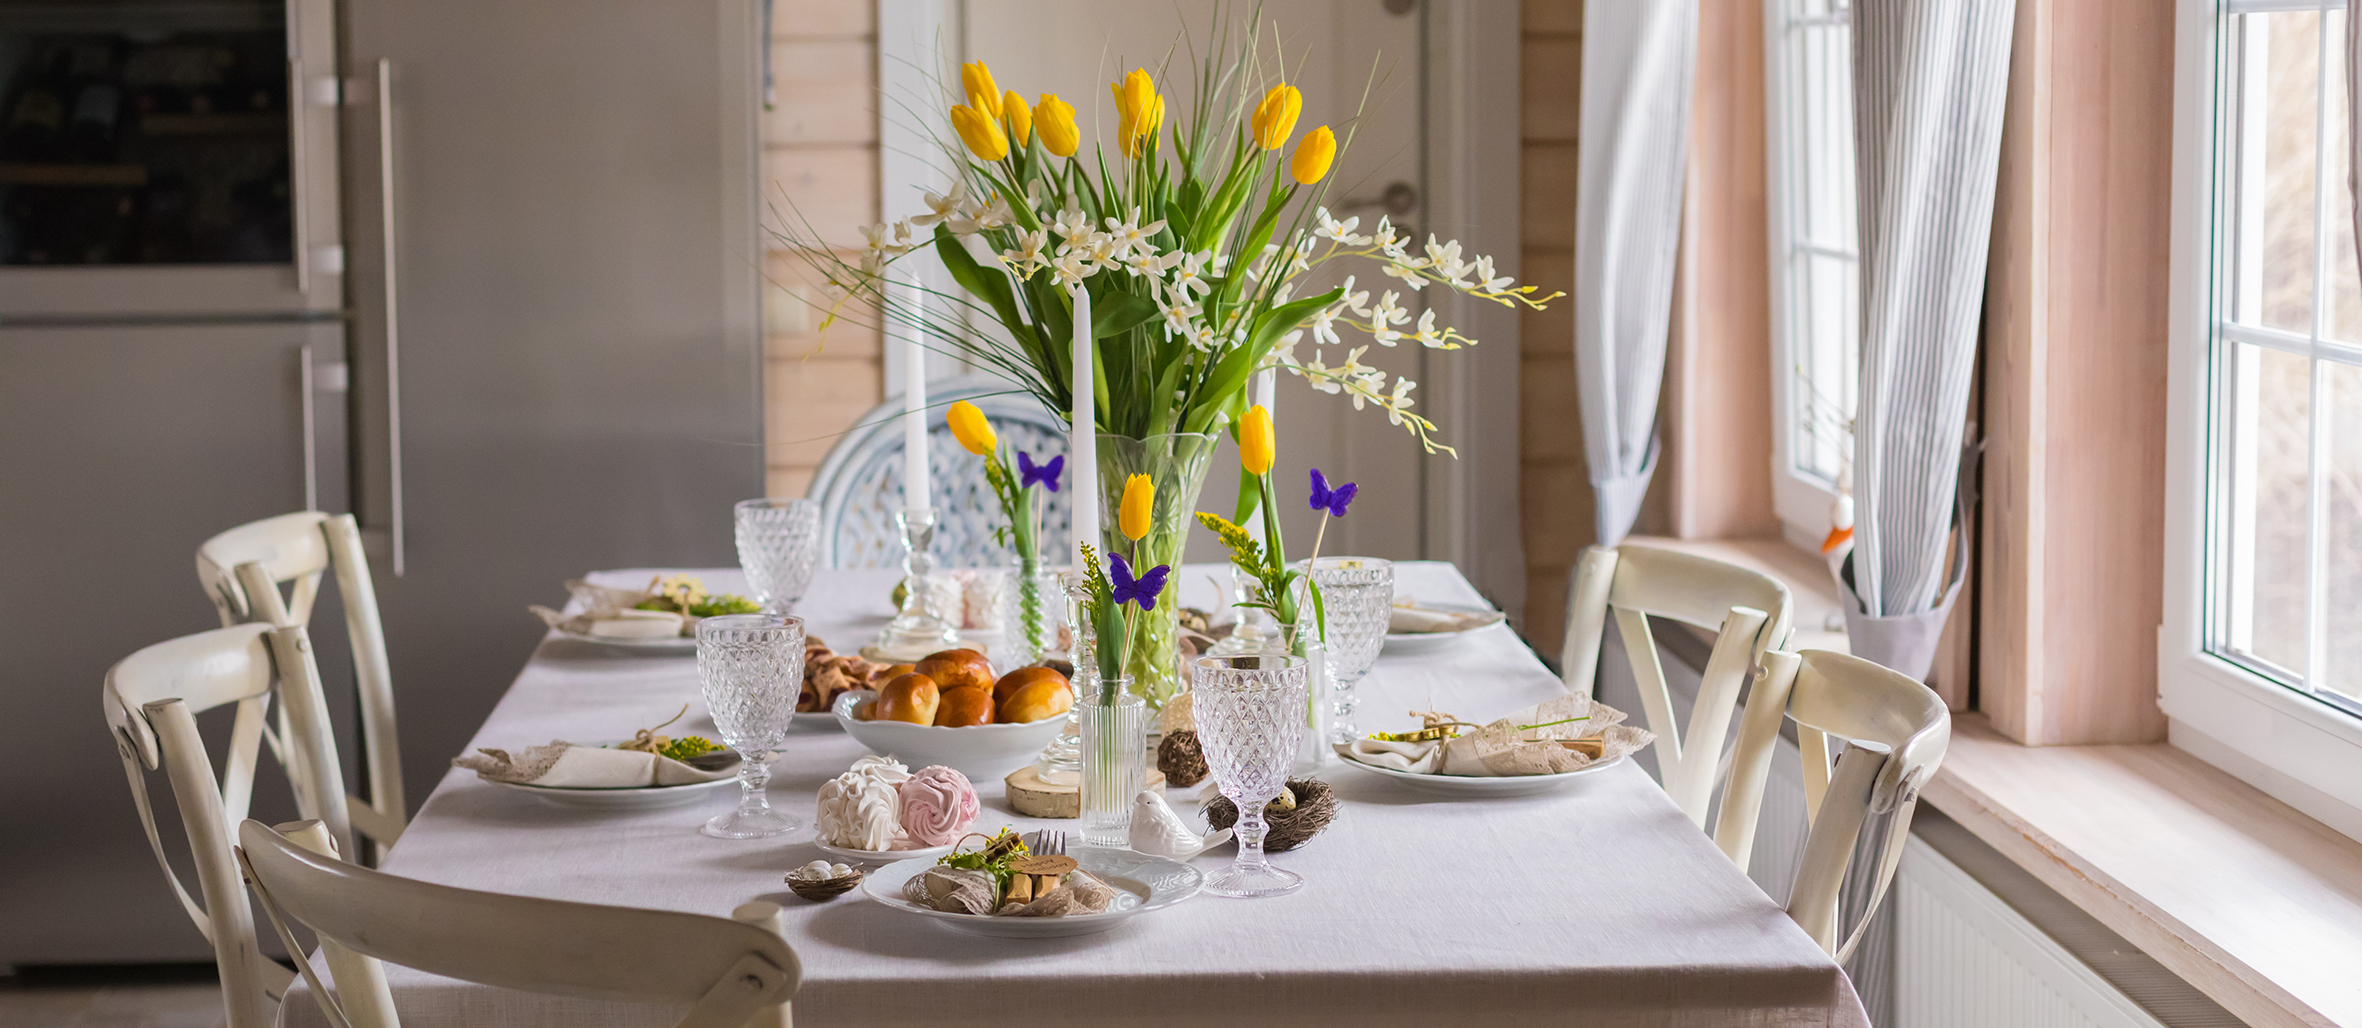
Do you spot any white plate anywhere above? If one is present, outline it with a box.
[485,774,737,809]
[862,847,1201,938]
[1334,751,1626,797]
[552,628,698,653]
[815,840,953,863]
[1382,602,1508,655]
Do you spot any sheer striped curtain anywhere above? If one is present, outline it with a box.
[1843,0,2014,677]
[1573,0,1698,544]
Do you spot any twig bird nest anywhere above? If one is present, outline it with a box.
[1157,730,1209,787]
[1202,778,1336,852]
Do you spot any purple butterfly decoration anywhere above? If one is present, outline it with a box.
[1108,553,1171,611]
[1308,468,1358,517]
[1017,450,1063,492]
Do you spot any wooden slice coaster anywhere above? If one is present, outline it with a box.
[1005,764,1165,818]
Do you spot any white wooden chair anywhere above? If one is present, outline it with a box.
[1560,544,1794,827]
[197,511,405,847]
[236,818,802,1028]
[103,623,355,1028]
[1716,648,1951,959]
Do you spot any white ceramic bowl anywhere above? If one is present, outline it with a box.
[831,689,1069,782]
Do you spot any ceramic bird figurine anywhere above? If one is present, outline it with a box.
[1128,790,1232,859]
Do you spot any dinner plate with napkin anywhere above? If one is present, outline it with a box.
[1383,599,1508,654]
[1335,694,1654,796]
[455,741,740,808]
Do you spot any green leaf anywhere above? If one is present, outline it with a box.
[934,227,1039,359]
[1091,290,1161,339]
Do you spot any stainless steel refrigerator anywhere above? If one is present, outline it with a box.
[0,0,763,965]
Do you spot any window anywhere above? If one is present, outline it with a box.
[2210,3,2362,715]
[2165,0,2362,838]
[1765,0,1858,548]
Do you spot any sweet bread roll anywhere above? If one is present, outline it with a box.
[873,673,941,725]
[934,685,995,727]
[870,662,915,686]
[993,666,1069,706]
[999,678,1074,724]
[916,649,994,694]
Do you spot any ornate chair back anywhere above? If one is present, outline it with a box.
[102,623,352,1028]
[1718,648,1951,959]
[807,375,1072,569]
[1561,544,1794,828]
[197,511,405,847]
[237,819,801,1028]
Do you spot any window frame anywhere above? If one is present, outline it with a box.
[1763,0,1857,553]
[2164,0,2362,841]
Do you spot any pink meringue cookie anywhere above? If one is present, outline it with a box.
[896,765,979,847]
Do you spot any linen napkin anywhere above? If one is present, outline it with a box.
[1337,694,1653,777]
[1387,602,1507,634]
[454,741,736,788]
[527,578,693,638]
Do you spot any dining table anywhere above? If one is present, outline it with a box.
[282,560,1868,1028]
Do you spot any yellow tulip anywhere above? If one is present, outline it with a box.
[1251,84,1302,151]
[946,400,997,455]
[1111,68,1162,158]
[1290,125,1335,185]
[1035,94,1079,157]
[1119,473,1155,541]
[950,103,1008,162]
[961,62,1001,120]
[1239,405,1275,475]
[1001,89,1030,147]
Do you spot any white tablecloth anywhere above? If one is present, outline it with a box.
[285,562,1866,1028]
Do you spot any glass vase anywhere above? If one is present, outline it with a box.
[1034,573,1091,780]
[1078,680,1147,847]
[1096,431,1218,710]
[995,555,1064,672]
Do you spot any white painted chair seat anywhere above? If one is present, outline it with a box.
[238,818,801,1028]
[1561,543,1794,828]
[104,623,353,1028]
[1718,648,1951,958]
[807,375,1072,569]
[198,511,405,847]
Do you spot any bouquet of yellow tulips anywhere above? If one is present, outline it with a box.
[770,13,1551,705]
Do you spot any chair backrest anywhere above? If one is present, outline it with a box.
[808,374,1073,569]
[1560,544,1794,827]
[103,623,353,1028]
[1717,648,1950,959]
[197,511,405,845]
[237,819,800,1028]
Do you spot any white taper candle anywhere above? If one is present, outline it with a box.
[899,273,930,511]
[1068,282,1098,565]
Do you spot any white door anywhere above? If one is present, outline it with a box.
[958,0,1429,564]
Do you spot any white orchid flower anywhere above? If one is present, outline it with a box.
[1158,297,1199,338]
[1100,207,1168,260]
[1171,250,1216,302]
[912,182,968,228]
[1314,208,1371,246]
[1308,304,1343,347]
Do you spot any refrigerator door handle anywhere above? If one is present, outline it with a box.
[288,57,309,296]
[378,57,406,576]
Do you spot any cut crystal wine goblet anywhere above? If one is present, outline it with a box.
[1193,653,1310,898]
[697,613,803,839]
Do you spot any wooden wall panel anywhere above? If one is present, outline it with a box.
[762,2,884,499]
[1518,1,1589,660]
[1980,0,2172,745]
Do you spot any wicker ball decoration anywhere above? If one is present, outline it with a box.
[1157,729,1210,787]
[785,868,864,901]
[1201,778,1337,852]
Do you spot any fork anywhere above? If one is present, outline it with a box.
[1030,828,1068,856]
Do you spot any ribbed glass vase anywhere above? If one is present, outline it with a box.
[1077,681,1148,847]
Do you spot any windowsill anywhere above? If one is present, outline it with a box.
[1621,534,1849,654]
[1924,713,2362,1028]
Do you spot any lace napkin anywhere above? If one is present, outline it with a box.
[526,579,691,637]
[1337,694,1653,777]
[454,742,736,788]
[1387,601,1507,634]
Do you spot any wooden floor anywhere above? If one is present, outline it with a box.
[0,966,225,1028]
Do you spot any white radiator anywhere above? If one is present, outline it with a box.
[1893,839,2168,1028]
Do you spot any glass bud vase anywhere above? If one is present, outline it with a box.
[995,555,1063,672]
[1096,431,1217,709]
[1078,678,1147,847]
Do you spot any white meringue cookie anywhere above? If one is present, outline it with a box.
[849,754,913,786]
[815,770,901,850]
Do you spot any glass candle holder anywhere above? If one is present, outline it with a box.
[872,507,960,660]
[1193,653,1310,898]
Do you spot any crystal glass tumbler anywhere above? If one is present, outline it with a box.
[734,498,821,613]
[1193,653,1310,898]
[696,613,804,839]
[1301,557,1393,743]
